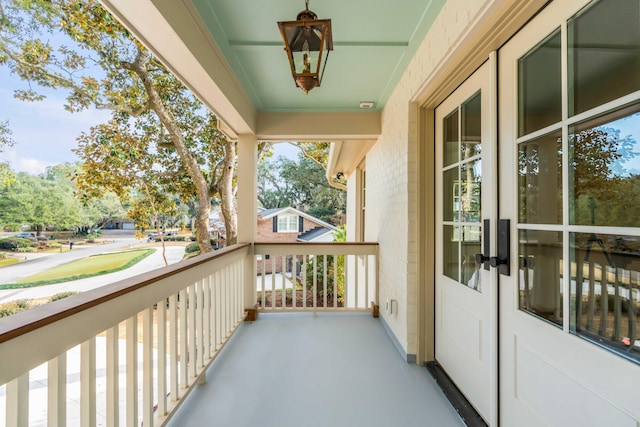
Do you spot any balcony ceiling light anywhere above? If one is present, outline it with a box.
[277,0,333,94]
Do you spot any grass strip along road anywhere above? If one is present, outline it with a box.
[0,248,156,289]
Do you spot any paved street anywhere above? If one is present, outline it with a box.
[0,231,186,303]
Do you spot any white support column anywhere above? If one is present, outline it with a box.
[237,133,258,310]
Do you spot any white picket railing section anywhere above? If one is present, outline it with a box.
[0,242,379,426]
[0,243,251,427]
[254,243,379,312]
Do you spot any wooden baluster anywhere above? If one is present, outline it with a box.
[6,373,28,427]
[188,284,197,380]
[126,316,138,427]
[599,265,609,337]
[323,255,328,308]
[157,299,167,417]
[575,259,584,330]
[629,270,638,348]
[204,275,212,361]
[169,294,179,401]
[179,289,188,390]
[586,261,596,331]
[48,353,67,427]
[313,255,318,309]
[142,308,154,427]
[106,326,119,427]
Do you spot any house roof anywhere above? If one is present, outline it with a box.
[297,226,335,242]
[258,206,338,231]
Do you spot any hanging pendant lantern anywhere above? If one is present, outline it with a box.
[277,0,333,94]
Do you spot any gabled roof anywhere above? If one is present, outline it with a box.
[297,226,335,243]
[258,206,337,231]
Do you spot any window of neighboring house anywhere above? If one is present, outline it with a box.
[278,214,298,232]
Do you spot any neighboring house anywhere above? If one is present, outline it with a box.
[256,207,337,275]
[102,218,135,230]
[257,207,336,243]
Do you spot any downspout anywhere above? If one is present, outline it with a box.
[326,141,347,191]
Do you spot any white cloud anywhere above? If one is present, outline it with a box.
[4,150,54,175]
[16,157,54,175]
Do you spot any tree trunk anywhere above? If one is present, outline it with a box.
[131,52,213,253]
[220,139,238,245]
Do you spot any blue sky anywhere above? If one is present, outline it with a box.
[0,66,112,174]
[0,66,298,174]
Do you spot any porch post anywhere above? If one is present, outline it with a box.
[237,134,258,311]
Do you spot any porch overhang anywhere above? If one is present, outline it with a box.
[98,0,440,142]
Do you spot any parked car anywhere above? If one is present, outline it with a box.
[14,232,35,238]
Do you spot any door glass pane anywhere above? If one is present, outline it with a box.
[518,130,563,224]
[569,0,640,116]
[462,226,481,291]
[460,160,481,222]
[569,104,640,227]
[462,92,482,158]
[518,29,562,137]
[570,232,640,363]
[443,109,459,167]
[519,230,563,327]
[443,167,459,222]
[443,225,460,282]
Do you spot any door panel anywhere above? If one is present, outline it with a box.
[499,0,640,424]
[435,60,497,425]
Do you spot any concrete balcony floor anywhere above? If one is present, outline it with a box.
[168,313,465,427]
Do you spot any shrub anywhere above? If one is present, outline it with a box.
[31,241,50,248]
[0,299,31,318]
[189,235,197,241]
[0,238,32,251]
[305,254,345,303]
[50,292,78,302]
[185,242,200,254]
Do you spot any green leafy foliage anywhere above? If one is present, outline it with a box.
[0,0,238,252]
[0,163,124,233]
[185,242,200,254]
[0,237,32,250]
[49,291,78,301]
[258,149,346,225]
[0,299,31,318]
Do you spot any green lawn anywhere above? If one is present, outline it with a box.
[0,248,155,289]
[0,258,20,268]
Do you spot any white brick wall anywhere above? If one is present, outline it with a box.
[363,0,497,357]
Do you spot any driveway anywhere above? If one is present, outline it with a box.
[256,273,295,291]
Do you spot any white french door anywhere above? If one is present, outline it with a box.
[435,59,497,425]
[498,0,640,425]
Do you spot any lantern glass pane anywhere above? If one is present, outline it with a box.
[292,50,319,74]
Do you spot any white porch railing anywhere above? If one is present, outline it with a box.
[0,243,251,427]
[254,243,379,312]
[0,242,379,426]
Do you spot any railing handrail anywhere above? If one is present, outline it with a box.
[0,243,251,386]
[0,243,251,344]
[254,242,379,256]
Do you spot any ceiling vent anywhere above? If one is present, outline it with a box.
[359,101,375,109]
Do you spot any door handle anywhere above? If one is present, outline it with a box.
[474,219,491,271]
[474,219,511,276]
